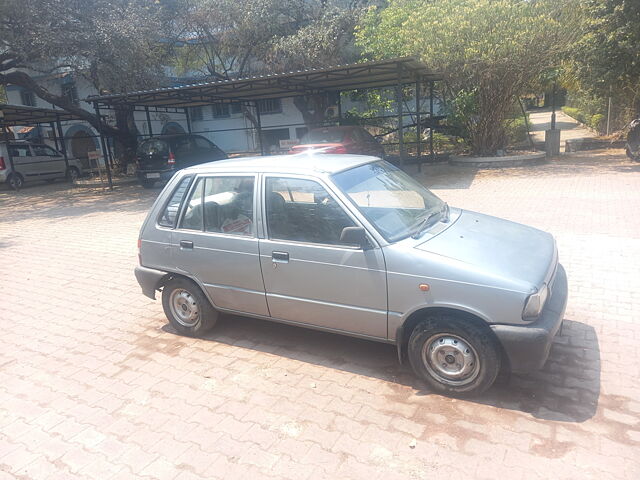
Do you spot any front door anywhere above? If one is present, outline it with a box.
[31,144,66,179]
[171,174,269,316]
[259,175,388,339]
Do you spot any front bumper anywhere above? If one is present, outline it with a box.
[491,263,568,373]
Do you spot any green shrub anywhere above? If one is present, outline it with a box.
[589,114,605,132]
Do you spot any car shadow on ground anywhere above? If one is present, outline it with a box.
[165,314,600,423]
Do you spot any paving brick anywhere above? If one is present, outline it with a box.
[2,150,640,479]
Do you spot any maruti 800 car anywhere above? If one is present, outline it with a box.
[135,155,568,395]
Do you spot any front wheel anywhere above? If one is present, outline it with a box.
[408,314,500,396]
[66,166,80,183]
[161,277,218,336]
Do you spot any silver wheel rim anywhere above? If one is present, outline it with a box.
[69,169,78,181]
[422,333,480,386]
[169,288,200,327]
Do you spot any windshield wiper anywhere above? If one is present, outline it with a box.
[411,203,450,239]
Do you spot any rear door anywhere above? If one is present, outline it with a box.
[191,136,226,165]
[8,144,36,181]
[171,174,269,316]
[138,138,171,172]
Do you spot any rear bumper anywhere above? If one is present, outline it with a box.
[491,264,568,373]
[136,169,175,182]
[134,265,169,300]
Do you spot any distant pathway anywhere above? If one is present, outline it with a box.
[528,109,596,152]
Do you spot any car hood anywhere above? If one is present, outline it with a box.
[415,210,556,292]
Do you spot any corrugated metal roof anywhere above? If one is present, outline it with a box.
[87,57,442,108]
[0,104,84,126]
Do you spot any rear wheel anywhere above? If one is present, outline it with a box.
[7,173,24,190]
[408,313,500,396]
[140,179,156,189]
[162,277,218,336]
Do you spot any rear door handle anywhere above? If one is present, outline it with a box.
[179,240,193,249]
[272,251,289,263]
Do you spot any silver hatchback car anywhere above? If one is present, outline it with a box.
[135,155,568,395]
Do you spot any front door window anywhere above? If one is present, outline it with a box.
[265,177,355,246]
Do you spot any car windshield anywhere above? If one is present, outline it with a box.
[332,161,445,242]
[301,129,346,144]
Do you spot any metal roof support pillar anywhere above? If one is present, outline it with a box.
[254,101,265,156]
[50,121,60,151]
[429,80,435,159]
[185,108,192,133]
[145,107,153,137]
[396,64,405,168]
[93,102,113,190]
[55,115,69,170]
[415,77,422,170]
[1,125,17,190]
[337,92,342,126]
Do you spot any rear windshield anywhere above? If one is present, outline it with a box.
[301,129,346,144]
[138,139,169,156]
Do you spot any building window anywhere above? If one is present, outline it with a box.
[20,90,36,106]
[230,102,243,115]
[257,98,282,115]
[212,103,229,118]
[61,83,79,105]
[189,106,203,122]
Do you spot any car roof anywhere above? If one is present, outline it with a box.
[183,153,380,176]
[308,126,358,132]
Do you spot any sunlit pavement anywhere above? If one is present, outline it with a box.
[1,149,639,479]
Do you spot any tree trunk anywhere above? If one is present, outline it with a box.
[293,93,336,128]
[0,70,128,144]
[113,105,139,171]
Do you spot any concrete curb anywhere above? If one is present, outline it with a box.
[449,152,546,168]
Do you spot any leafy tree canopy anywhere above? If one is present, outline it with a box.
[356,0,578,154]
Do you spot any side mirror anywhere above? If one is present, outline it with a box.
[340,226,370,249]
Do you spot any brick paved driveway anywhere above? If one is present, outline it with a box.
[1,150,639,479]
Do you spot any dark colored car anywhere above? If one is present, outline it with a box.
[289,126,385,158]
[136,134,227,188]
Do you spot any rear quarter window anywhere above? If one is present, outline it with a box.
[158,176,193,227]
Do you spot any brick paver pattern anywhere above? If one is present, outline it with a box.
[1,149,639,479]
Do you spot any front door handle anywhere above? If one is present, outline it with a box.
[272,251,289,263]
[179,240,193,249]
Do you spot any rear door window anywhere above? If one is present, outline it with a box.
[158,176,193,227]
[170,137,193,156]
[8,145,31,157]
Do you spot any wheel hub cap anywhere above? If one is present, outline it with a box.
[169,289,199,327]
[422,334,480,386]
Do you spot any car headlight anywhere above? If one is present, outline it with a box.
[522,284,549,320]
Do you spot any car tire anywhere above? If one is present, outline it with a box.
[408,314,500,396]
[66,167,80,183]
[162,277,218,336]
[7,173,24,190]
[140,179,156,189]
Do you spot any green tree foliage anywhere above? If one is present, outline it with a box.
[0,0,181,160]
[176,0,367,127]
[356,0,577,155]
[566,0,640,130]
